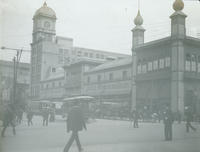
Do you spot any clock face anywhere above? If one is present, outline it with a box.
[44,21,50,29]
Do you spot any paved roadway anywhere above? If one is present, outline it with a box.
[0,116,200,152]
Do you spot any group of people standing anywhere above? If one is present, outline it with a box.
[130,106,197,141]
[1,102,198,152]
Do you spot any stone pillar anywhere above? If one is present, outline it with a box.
[171,41,185,114]
[170,0,187,114]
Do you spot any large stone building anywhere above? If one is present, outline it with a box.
[31,0,200,115]
[30,2,129,101]
[65,0,200,115]
[131,0,200,115]
[0,60,30,105]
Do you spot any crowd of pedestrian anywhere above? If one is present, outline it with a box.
[0,101,199,152]
[0,103,56,137]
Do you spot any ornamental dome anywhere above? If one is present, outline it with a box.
[134,10,143,26]
[173,0,184,11]
[34,2,56,19]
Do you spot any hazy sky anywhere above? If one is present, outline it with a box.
[0,0,200,63]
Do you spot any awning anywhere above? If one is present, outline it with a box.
[63,96,94,102]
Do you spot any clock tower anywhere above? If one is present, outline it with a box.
[30,2,57,99]
[32,2,56,43]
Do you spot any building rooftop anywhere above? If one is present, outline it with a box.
[85,57,132,73]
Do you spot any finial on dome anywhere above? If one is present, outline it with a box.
[134,10,143,26]
[173,0,184,11]
[43,1,47,7]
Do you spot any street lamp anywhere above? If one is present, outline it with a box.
[1,46,30,104]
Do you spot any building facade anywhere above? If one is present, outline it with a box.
[0,60,30,105]
[30,2,129,101]
[132,0,200,115]
[83,57,132,107]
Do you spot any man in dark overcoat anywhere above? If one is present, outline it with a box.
[64,102,86,152]
[163,107,174,141]
[1,104,16,137]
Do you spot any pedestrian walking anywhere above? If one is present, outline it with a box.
[185,106,196,132]
[63,101,86,152]
[27,108,34,126]
[163,107,173,141]
[1,104,16,137]
[42,108,49,126]
[16,107,23,124]
[133,109,139,128]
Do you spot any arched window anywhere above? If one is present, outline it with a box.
[191,54,196,72]
[165,57,171,67]
[159,58,164,69]
[142,59,147,73]
[198,55,200,73]
[153,60,158,70]
[148,61,153,72]
[185,54,191,71]
[137,59,142,74]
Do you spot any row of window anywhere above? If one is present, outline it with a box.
[185,54,200,72]
[137,57,171,74]
[87,71,129,83]
[59,48,105,60]
[41,81,63,89]
[185,61,200,72]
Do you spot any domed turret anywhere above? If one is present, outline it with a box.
[34,2,56,19]
[134,10,143,26]
[173,0,184,11]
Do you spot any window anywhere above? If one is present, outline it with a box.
[96,54,100,58]
[101,54,104,59]
[52,82,55,88]
[41,84,43,90]
[191,54,196,72]
[59,82,62,87]
[142,59,147,73]
[198,56,200,73]
[159,59,164,69]
[89,53,93,58]
[59,49,63,54]
[84,52,88,57]
[97,75,101,82]
[122,71,128,80]
[52,67,56,73]
[185,54,191,71]
[153,60,158,70]
[64,49,69,55]
[46,84,49,89]
[87,76,90,83]
[165,57,171,67]
[137,60,142,74]
[109,73,113,81]
[142,64,147,73]
[77,51,82,57]
[148,62,153,72]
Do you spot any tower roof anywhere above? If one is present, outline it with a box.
[134,10,143,26]
[34,2,56,19]
[173,0,184,11]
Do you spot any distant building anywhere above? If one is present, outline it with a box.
[40,67,65,101]
[0,60,30,105]
[83,57,132,107]
[63,58,104,97]
[30,2,129,101]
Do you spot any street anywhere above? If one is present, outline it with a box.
[0,116,200,152]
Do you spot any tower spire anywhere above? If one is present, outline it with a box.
[138,0,140,11]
